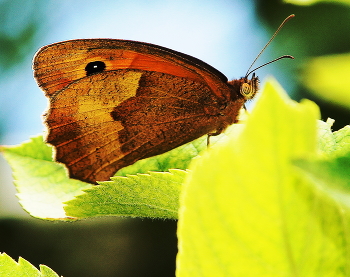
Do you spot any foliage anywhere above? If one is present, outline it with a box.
[0,253,59,277]
[284,0,350,6]
[176,78,350,276]
[302,53,350,109]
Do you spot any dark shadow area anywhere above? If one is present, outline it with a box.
[0,217,178,276]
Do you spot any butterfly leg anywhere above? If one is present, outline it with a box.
[206,128,224,146]
[206,134,211,146]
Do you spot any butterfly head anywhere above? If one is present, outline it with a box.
[233,14,295,101]
[235,53,294,101]
[239,72,259,100]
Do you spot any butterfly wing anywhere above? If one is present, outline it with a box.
[33,39,243,183]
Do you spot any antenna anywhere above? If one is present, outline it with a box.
[246,55,294,77]
[245,14,295,77]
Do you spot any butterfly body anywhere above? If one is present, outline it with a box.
[34,39,258,183]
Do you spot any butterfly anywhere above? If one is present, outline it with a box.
[33,15,294,184]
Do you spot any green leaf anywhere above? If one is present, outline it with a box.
[176,78,350,276]
[317,119,338,154]
[0,133,216,219]
[115,136,206,176]
[295,121,350,197]
[1,136,92,220]
[333,125,350,153]
[302,53,350,109]
[0,253,59,277]
[295,151,350,189]
[285,0,350,6]
[317,119,350,155]
[115,123,238,176]
[65,169,186,219]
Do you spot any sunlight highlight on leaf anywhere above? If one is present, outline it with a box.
[2,136,91,219]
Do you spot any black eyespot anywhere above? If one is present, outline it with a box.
[85,61,106,76]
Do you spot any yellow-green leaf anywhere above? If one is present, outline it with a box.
[302,53,350,109]
[0,253,59,277]
[1,134,209,220]
[65,169,186,219]
[1,136,91,219]
[285,0,350,5]
[176,78,350,276]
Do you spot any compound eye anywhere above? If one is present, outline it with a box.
[240,83,254,98]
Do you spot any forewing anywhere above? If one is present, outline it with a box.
[33,39,229,99]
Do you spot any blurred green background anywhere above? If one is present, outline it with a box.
[0,0,349,276]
